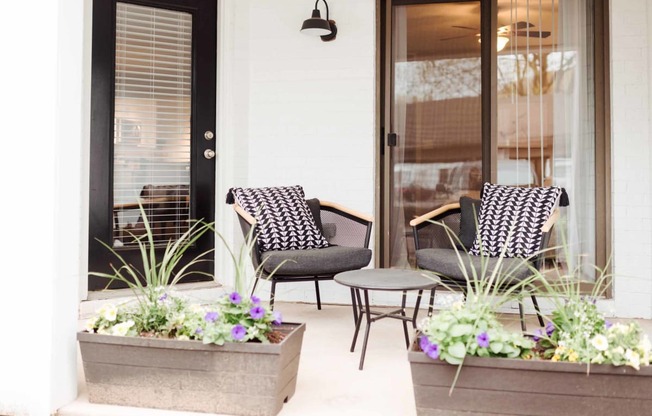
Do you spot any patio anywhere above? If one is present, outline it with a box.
[58,295,652,416]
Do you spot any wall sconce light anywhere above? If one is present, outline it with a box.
[300,0,337,42]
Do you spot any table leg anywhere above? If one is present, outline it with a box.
[350,289,364,353]
[428,287,437,316]
[412,289,423,329]
[358,289,372,370]
[401,291,409,349]
[350,287,358,326]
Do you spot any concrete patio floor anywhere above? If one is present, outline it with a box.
[59,300,652,416]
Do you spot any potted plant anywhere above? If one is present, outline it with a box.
[78,205,305,416]
[408,250,652,416]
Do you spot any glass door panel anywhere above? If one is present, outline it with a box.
[389,1,482,268]
[495,0,596,278]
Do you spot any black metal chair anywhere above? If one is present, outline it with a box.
[232,198,373,312]
[410,195,564,331]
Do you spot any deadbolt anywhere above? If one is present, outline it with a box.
[204,149,216,159]
[204,130,214,140]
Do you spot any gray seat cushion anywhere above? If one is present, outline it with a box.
[415,248,535,286]
[262,246,372,276]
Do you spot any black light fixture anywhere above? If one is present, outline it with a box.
[300,0,337,42]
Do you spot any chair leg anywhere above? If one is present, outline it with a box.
[270,280,277,311]
[531,294,545,327]
[314,279,322,310]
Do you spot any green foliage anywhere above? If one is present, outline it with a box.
[86,202,284,345]
[90,202,214,304]
[420,301,534,366]
[534,259,652,369]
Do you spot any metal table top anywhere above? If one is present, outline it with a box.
[334,269,439,291]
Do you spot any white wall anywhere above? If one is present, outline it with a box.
[0,0,83,414]
[609,0,652,318]
[216,0,377,305]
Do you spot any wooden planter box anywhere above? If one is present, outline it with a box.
[78,323,305,416]
[408,342,652,416]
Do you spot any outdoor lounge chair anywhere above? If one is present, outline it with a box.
[227,185,373,311]
[410,183,569,331]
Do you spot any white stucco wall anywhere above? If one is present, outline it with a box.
[215,0,377,306]
[609,0,652,318]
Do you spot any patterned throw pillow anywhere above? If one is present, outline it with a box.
[231,185,329,252]
[469,183,562,258]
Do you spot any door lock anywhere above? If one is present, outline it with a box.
[204,149,216,159]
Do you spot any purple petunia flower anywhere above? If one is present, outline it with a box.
[195,327,203,334]
[605,320,613,329]
[229,292,242,305]
[204,311,219,323]
[545,321,555,337]
[533,328,543,342]
[425,343,440,360]
[251,295,261,305]
[158,293,168,302]
[420,335,431,352]
[231,324,246,341]
[477,332,490,348]
[250,306,265,320]
[272,311,283,325]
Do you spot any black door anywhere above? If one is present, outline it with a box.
[88,0,217,290]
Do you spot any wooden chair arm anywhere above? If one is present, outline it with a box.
[541,209,560,233]
[409,202,461,227]
[319,200,373,223]
[233,203,256,225]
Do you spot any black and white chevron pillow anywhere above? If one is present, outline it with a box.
[470,183,561,258]
[231,185,329,252]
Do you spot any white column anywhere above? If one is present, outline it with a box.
[0,0,85,414]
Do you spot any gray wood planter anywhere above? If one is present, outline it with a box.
[78,323,305,416]
[408,343,652,416]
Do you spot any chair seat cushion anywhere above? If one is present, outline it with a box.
[262,246,372,276]
[415,248,535,286]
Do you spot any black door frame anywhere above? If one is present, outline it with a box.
[378,0,496,267]
[88,0,217,290]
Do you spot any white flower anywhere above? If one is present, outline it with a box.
[452,301,464,311]
[638,335,651,365]
[97,326,112,335]
[625,349,641,370]
[84,317,98,332]
[591,334,609,352]
[189,303,204,314]
[112,320,134,336]
[171,313,185,326]
[98,303,117,322]
[177,335,190,341]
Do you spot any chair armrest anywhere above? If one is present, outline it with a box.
[541,209,559,233]
[319,200,373,223]
[233,203,256,225]
[319,201,373,248]
[409,202,461,227]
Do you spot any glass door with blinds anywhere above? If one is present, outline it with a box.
[88,0,216,290]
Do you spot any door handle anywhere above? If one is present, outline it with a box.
[387,133,398,147]
[204,149,216,159]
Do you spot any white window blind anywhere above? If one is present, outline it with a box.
[112,2,193,248]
